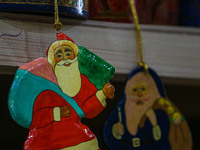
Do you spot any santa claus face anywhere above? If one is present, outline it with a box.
[54,45,75,66]
[125,72,160,106]
[52,45,81,97]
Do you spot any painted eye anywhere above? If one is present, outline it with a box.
[66,53,71,56]
[141,87,146,91]
[57,54,62,58]
[133,88,138,92]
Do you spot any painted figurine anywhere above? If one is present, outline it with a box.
[104,66,192,150]
[8,32,115,150]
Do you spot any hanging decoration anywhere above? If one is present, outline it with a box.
[103,0,192,150]
[8,0,115,149]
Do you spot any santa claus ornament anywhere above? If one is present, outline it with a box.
[103,0,192,150]
[8,0,115,149]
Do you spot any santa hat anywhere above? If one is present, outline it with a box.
[47,32,79,65]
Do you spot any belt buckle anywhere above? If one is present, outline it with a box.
[132,137,140,147]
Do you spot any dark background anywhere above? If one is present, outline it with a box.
[0,74,200,150]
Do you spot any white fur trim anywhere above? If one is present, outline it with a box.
[53,107,61,121]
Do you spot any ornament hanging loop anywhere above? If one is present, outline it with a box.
[53,22,63,32]
[54,0,63,32]
[138,62,149,74]
[129,0,148,73]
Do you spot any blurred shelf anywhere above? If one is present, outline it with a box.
[0,12,200,85]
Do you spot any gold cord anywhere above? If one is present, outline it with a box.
[54,0,63,32]
[128,0,148,72]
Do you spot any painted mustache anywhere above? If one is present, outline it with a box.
[56,57,78,66]
[136,100,144,105]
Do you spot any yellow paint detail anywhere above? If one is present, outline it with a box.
[67,0,72,4]
[112,124,122,140]
[60,138,99,150]
[118,107,122,122]
[173,112,181,121]
[168,106,175,114]
[158,97,165,106]
[153,125,162,141]
[165,100,171,106]
[53,107,61,121]
[132,138,141,147]
[96,90,106,107]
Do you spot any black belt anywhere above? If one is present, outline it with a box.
[120,137,159,148]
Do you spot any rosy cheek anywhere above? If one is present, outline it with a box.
[142,92,148,98]
[142,97,150,102]
[131,92,137,96]
[68,54,75,60]
[127,98,138,103]
[55,57,63,63]
[126,94,138,102]
[142,90,150,97]
[127,90,137,97]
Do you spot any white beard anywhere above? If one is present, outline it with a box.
[125,96,159,135]
[54,58,81,97]
[124,101,152,135]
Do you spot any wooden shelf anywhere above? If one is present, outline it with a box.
[0,12,200,85]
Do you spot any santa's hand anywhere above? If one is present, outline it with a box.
[153,124,161,141]
[117,122,125,135]
[112,122,124,139]
[102,83,115,99]
[60,105,71,117]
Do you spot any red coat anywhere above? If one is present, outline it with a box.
[24,74,104,150]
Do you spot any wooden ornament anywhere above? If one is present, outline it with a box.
[104,66,192,150]
[8,32,115,149]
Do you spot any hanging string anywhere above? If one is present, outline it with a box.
[54,0,63,32]
[128,0,148,73]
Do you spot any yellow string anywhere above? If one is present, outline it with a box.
[54,0,63,32]
[128,0,148,72]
